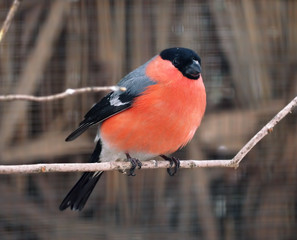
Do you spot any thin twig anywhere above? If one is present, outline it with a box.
[0,160,232,174]
[230,95,297,167]
[0,86,126,102]
[0,0,21,43]
[0,96,295,174]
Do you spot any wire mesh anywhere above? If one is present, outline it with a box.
[0,0,296,239]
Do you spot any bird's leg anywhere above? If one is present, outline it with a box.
[160,155,180,176]
[125,153,142,176]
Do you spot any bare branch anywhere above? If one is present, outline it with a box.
[230,95,297,167]
[0,0,21,43]
[0,160,233,174]
[0,86,126,102]
[0,96,295,174]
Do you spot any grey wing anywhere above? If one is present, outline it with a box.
[65,58,156,141]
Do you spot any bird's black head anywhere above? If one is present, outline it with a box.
[160,47,201,80]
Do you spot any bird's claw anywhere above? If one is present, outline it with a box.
[160,155,180,176]
[126,153,142,176]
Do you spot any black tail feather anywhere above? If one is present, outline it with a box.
[59,171,104,211]
[60,140,103,211]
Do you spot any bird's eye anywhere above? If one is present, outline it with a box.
[173,58,179,66]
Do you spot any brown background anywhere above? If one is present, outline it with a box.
[0,0,296,239]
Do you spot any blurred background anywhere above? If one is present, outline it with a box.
[0,0,296,239]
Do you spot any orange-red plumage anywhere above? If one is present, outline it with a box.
[100,56,206,154]
[60,47,206,211]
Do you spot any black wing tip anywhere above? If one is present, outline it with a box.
[65,129,85,142]
[65,134,76,142]
[65,122,93,142]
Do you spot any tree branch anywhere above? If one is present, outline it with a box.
[0,96,295,174]
[0,160,232,174]
[0,0,21,43]
[230,95,297,167]
[0,86,126,102]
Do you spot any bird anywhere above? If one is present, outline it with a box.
[59,47,206,211]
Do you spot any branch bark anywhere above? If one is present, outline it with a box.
[0,86,126,102]
[0,96,295,174]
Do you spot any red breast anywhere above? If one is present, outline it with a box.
[100,56,206,155]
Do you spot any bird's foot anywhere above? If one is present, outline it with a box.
[125,153,142,176]
[160,155,180,176]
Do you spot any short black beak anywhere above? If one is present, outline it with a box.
[185,61,201,79]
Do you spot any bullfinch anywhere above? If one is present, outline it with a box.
[59,47,206,211]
